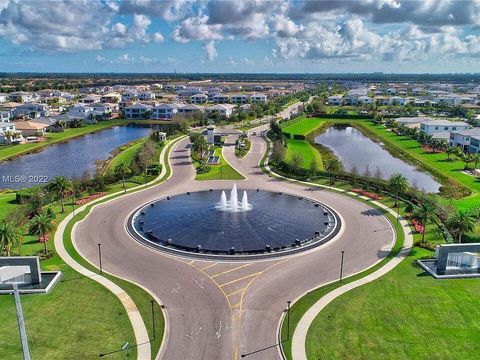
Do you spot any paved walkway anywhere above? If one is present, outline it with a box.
[53,137,184,360]
[261,138,414,360]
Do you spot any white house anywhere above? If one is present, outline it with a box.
[386,88,397,96]
[9,91,33,103]
[0,93,8,103]
[342,94,359,105]
[357,96,373,105]
[327,96,343,106]
[124,103,152,119]
[374,96,389,106]
[80,94,101,104]
[230,94,249,104]
[100,93,121,103]
[395,117,430,128]
[190,93,208,104]
[469,136,480,154]
[205,104,235,118]
[138,91,156,101]
[0,110,12,122]
[14,103,50,118]
[448,128,480,152]
[122,91,138,102]
[250,93,268,103]
[212,93,230,104]
[151,103,178,120]
[177,104,204,114]
[389,96,406,106]
[0,121,19,144]
[251,85,264,91]
[420,120,470,135]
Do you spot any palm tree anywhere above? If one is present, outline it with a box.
[388,173,409,208]
[472,153,480,169]
[2,130,15,144]
[0,221,21,256]
[48,176,72,213]
[325,158,343,185]
[447,209,478,243]
[460,152,474,170]
[29,213,54,254]
[115,162,131,193]
[445,146,455,161]
[411,199,437,244]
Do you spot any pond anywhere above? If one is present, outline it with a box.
[0,125,151,189]
[314,125,441,193]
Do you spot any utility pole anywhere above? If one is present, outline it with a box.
[13,284,31,360]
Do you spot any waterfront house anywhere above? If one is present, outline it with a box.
[151,103,178,120]
[177,104,204,114]
[448,128,480,152]
[124,103,152,119]
[420,120,469,135]
[469,135,480,154]
[0,121,20,144]
[357,96,373,105]
[13,121,49,137]
[14,103,50,118]
[395,117,430,128]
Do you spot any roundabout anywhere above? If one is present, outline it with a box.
[129,185,340,259]
[72,132,395,360]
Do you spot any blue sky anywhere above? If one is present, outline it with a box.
[0,0,480,73]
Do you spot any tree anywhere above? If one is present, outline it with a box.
[271,141,285,164]
[115,162,131,193]
[472,153,480,169]
[48,176,72,213]
[29,213,54,254]
[447,209,478,243]
[137,140,156,184]
[309,158,318,177]
[290,152,304,171]
[411,199,437,244]
[325,158,343,185]
[445,145,455,161]
[460,152,474,170]
[388,173,409,207]
[0,221,21,256]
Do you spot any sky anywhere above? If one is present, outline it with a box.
[0,0,480,73]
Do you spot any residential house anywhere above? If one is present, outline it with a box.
[448,128,480,152]
[0,121,20,144]
[205,104,235,118]
[177,104,204,114]
[395,117,430,128]
[13,121,49,137]
[327,96,343,106]
[38,89,53,98]
[163,84,176,92]
[386,88,397,96]
[343,88,367,105]
[124,103,152,119]
[389,96,406,106]
[80,94,101,104]
[251,85,264,91]
[9,91,33,103]
[190,93,208,104]
[420,120,469,135]
[0,93,8,103]
[469,135,480,154]
[212,94,230,104]
[0,110,11,122]
[357,96,373,105]
[138,92,156,101]
[14,103,50,118]
[250,93,268,103]
[374,96,389,106]
[121,90,138,102]
[151,103,178,120]
[411,87,424,96]
[67,104,98,123]
[100,93,121,103]
[174,85,186,91]
[230,94,249,104]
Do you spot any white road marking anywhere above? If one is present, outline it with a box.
[216,321,222,339]
[192,277,205,289]
[171,283,181,293]
[185,327,202,338]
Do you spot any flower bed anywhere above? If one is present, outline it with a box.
[75,192,107,205]
[38,234,49,243]
[351,188,383,201]
[411,218,425,233]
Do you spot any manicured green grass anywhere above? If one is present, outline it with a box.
[0,192,16,219]
[195,148,245,181]
[282,117,325,136]
[104,139,146,174]
[285,139,323,170]
[0,120,132,161]
[306,247,480,360]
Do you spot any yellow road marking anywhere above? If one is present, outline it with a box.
[187,260,196,265]
[231,302,241,309]
[218,272,262,288]
[226,287,247,297]
[200,262,218,271]
[211,263,251,278]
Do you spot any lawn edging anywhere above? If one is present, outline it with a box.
[260,135,413,360]
[53,135,186,360]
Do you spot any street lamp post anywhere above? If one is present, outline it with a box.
[150,300,156,341]
[98,243,103,275]
[287,300,292,341]
[339,250,345,283]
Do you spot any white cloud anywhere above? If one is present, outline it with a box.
[202,40,217,61]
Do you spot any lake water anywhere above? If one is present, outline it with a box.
[0,125,151,189]
[314,126,441,193]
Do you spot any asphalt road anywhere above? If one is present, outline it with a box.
[74,132,393,360]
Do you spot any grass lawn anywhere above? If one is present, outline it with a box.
[0,120,129,161]
[195,147,245,181]
[104,138,146,174]
[285,139,323,170]
[282,117,325,136]
[306,246,480,360]
[0,192,16,219]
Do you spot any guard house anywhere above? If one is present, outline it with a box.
[418,243,480,279]
[204,125,222,145]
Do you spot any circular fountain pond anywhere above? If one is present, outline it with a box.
[129,186,340,259]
